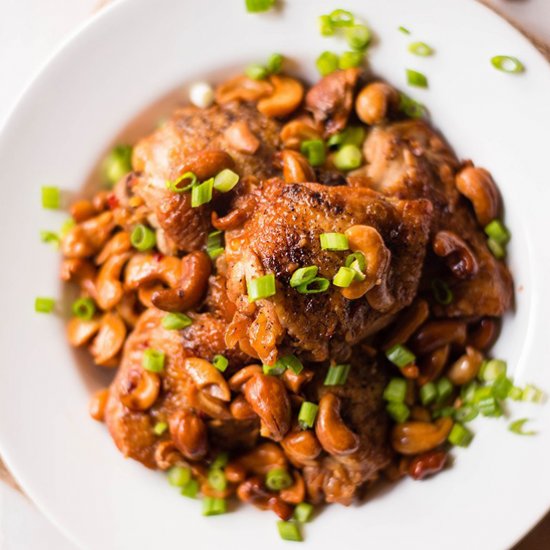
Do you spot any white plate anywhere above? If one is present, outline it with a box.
[0,0,549,548]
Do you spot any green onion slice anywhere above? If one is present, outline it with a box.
[142,348,165,373]
[300,139,326,167]
[385,344,416,368]
[320,232,349,251]
[60,218,75,237]
[408,41,434,56]
[165,171,198,193]
[247,273,276,302]
[162,312,192,330]
[484,219,510,245]
[245,63,268,81]
[276,354,304,375]
[290,266,318,288]
[345,251,366,271]
[277,521,303,542]
[492,374,513,400]
[399,92,426,118]
[296,277,330,294]
[398,26,411,35]
[338,50,364,70]
[35,297,55,314]
[406,68,429,88]
[181,479,199,498]
[191,178,214,208]
[316,51,339,76]
[436,377,453,404]
[245,0,274,13]
[420,382,437,406]
[168,466,191,487]
[202,497,227,516]
[431,278,453,305]
[298,401,319,429]
[72,297,96,320]
[522,384,546,404]
[213,354,229,372]
[383,378,407,403]
[448,423,474,447]
[454,404,479,423]
[487,238,506,259]
[491,55,524,74]
[208,469,227,491]
[324,364,351,386]
[386,402,410,423]
[479,359,507,382]
[265,468,293,491]
[345,24,371,50]
[263,363,286,376]
[214,169,240,193]
[293,502,314,523]
[206,230,224,260]
[329,9,354,27]
[266,53,284,74]
[40,230,60,248]
[318,15,335,37]
[41,186,61,209]
[130,224,156,251]
[332,266,356,288]
[334,144,362,171]
[211,452,229,470]
[509,418,536,436]
[153,421,168,435]
[102,145,133,186]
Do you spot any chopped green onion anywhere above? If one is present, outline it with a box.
[491,55,524,74]
[168,466,191,487]
[318,15,335,36]
[211,452,229,470]
[383,378,407,403]
[245,63,268,81]
[266,53,284,74]
[142,348,165,373]
[329,126,366,149]
[509,386,524,401]
[448,423,474,447]
[40,230,60,249]
[454,404,478,423]
[60,218,75,237]
[329,9,354,27]
[213,354,229,372]
[332,266,356,288]
[338,51,364,70]
[434,406,455,419]
[492,374,513,400]
[214,169,240,193]
[478,396,502,417]
[41,186,61,209]
[293,502,314,523]
[316,51,339,76]
[406,69,429,88]
[509,418,536,436]
[298,401,319,429]
[386,402,410,423]
[431,278,453,305]
[479,359,507,382]
[296,277,330,294]
[345,251,366,271]
[162,312,192,330]
[247,273,276,302]
[333,144,362,170]
[71,297,96,320]
[208,469,227,491]
[522,384,546,404]
[290,266,318,288]
[206,230,224,260]
[202,497,227,516]
[300,139,326,167]
[130,224,156,251]
[153,421,168,435]
[471,385,493,404]
[461,381,479,403]
[263,363,286,376]
[277,521,303,542]
[324,364,351,386]
[320,232,349,251]
[277,354,304,375]
[487,237,506,259]
[181,479,199,498]
[345,24,371,50]
[265,468,293,491]
[165,171,198,193]
[399,92,426,118]
[484,220,510,245]
[436,377,453,403]
[398,26,411,35]
[35,297,55,313]
[245,0,274,13]
[191,178,214,208]
[385,344,416,368]
[419,382,437,406]
[102,145,133,186]
[408,42,434,56]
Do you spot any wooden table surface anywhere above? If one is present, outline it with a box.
[0,1,548,548]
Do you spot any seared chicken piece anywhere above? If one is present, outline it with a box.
[224,178,433,364]
[132,102,282,251]
[105,308,258,469]
[361,120,513,317]
[302,356,391,505]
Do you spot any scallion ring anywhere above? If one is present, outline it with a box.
[431,278,453,305]
[190,178,214,208]
[289,266,318,288]
[131,224,156,251]
[247,273,276,302]
[72,297,96,320]
[165,171,198,193]
[406,68,429,88]
[509,418,536,436]
[408,41,434,56]
[295,277,330,294]
[491,55,524,74]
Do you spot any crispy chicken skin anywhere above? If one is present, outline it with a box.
[224,178,433,364]
[303,357,391,505]
[360,120,513,317]
[132,102,282,251]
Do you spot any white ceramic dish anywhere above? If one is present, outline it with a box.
[0,0,549,548]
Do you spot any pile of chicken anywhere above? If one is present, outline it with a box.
[61,68,512,515]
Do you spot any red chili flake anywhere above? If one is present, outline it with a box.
[153,252,164,262]
[106,194,119,209]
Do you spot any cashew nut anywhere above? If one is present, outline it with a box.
[230,394,257,420]
[355,82,399,126]
[224,120,260,154]
[418,345,450,385]
[433,230,479,279]
[281,368,314,394]
[61,211,115,258]
[391,417,453,455]
[280,472,306,504]
[280,117,322,150]
[257,75,304,118]
[455,166,500,227]
[382,299,430,350]
[95,231,131,265]
[228,365,263,391]
[281,150,316,183]
[281,429,322,466]
[234,442,287,475]
[447,346,484,385]
[124,253,181,290]
[411,320,467,355]
[88,388,109,421]
[169,410,208,460]
[89,312,127,366]
[70,199,97,223]
[120,368,161,411]
[315,393,360,457]
[60,258,97,298]
[67,316,101,347]
[95,252,131,310]
[183,357,231,401]
[154,440,182,470]
[215,75,273,104]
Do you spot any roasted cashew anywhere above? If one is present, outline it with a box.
[215,75,273,104]
[88,388,109,421]
[433,230,479,279]
[95,231,131,265]
[257,75,304,118]
[95,252,131,310]
[281,429,322,466]
[411,320,467,355]
[455,166,500,227]
[391,417,453,455]
[169,410,208,460]
[89,312,126,366]
[281,150,316,183]
[61,211,115,258]
[382,299,430,350]
[280,472,306,504]
[447,346,484,385]
[183,357,231,401]
[230,394,257,420]
[70,199,97,223]
[355,82,399,126]
[233,442,287,475]
[120,368,161,411]
[66,317,101,347]
[280,117,322,150]
[228,365,263,391]
[224,120,260,154]
[281,368,314,394]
